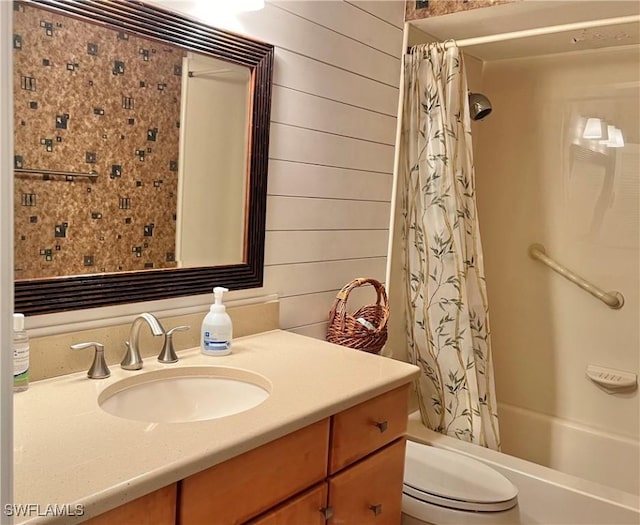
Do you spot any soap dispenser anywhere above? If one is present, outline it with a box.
[201,287,233,356]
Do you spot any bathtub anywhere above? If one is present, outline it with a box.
[407,411,640,525]
[498,402,640,495]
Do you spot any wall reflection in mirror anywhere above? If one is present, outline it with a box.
[13,2,248,279]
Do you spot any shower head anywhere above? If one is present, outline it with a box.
[469,92,492,121]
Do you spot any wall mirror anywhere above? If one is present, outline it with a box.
[13,0,273,315]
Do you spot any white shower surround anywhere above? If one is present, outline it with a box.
[473,42,639,495]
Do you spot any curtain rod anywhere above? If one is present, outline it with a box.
[438,14,640,49]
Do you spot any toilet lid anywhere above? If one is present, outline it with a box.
[404,441,518,512]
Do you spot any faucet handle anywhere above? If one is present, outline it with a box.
[121,340,143,371]
[158,325,190,363]
[71,341,110,379]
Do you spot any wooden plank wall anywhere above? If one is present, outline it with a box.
[167,1,405,339]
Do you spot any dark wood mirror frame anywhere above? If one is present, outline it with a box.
[15,0,273,316]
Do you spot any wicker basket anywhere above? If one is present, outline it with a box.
[326,278,389,353]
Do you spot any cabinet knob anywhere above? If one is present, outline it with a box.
[374,420,388,433]
[369,504,383,516]
[319,506,333,520]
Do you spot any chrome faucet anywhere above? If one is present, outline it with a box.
[121,312,165,370]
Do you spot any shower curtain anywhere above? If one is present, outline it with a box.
[401,43,500,450]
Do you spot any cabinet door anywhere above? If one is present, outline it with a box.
[84,484,176,525]
[249,483,328,525]
[330,385,409,474]
[180,418,330,524]
[328,438,406,525]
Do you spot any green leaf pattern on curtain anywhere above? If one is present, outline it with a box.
[401,42,500,450]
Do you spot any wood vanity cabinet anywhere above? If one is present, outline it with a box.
[84,483,177,525]
[180,419,330,524]
[249,483,329,525]
[327,439,406,525]
[88,384,409,525]
[326,383,409,525]
[181,384,410,525]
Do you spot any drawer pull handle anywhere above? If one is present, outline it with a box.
[369,504,383,516]
[319,506,334,520]
[374,420,388,433]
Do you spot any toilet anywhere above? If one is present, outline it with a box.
[402,441,520,525]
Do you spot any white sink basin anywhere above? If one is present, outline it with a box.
[98,366,270,423]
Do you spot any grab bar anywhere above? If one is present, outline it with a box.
[529,244,624,310]
[15,168,98,182]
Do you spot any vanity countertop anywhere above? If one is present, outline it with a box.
[13,329,419,524]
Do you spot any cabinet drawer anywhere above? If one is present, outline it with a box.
[329,385,409,473]
[84,484,176,525]
[248,483,328,525]
[328,438,406,525]
[180,418,330,525]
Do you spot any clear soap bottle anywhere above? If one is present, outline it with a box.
[13,313,29,392]
[201,287,233,356]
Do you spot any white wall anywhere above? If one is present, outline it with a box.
[158,0,405,339]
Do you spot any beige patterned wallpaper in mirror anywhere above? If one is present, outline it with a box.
[405,0,516,21]
[13,2,186,279]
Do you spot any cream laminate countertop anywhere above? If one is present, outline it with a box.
[13,329,419,524]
